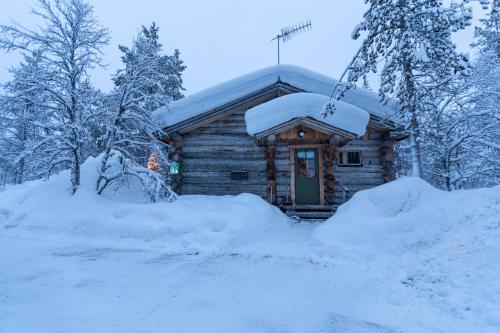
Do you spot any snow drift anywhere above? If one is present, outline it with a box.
[314,177,500,253]
[1,159,499,333]
[314,178,500,332]
[0,156,291,253]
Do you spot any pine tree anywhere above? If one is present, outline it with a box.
[0,0,109,193]
[0,52,49,184]
[96,25,178,201]
[116,22,186,113]
[326,0,473,178]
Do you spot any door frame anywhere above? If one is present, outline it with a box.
[290,144,325,206]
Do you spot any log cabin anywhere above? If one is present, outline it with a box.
[153,65,401,219]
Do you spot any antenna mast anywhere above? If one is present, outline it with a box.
[271,20,312,64]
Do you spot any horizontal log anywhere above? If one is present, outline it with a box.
[181,184,267,194]
[183,151,266,160]
[343,139,382,146]
[183,170,267,178]
[334,178,386,186]
[182,138,258,146]
[276,171,291,179]
[183,145,266,153]
[335,173,383,180]
[183,158,284,167]
[335,164,385,171]
[183,179,268,186]
[189,127,250,135]
[276,185,291,197]
[183,133,255,141]
[182,161,266,172]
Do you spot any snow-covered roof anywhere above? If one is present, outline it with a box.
[153,64,395,129]
[245,93,370,137]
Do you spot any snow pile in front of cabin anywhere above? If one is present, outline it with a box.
[153,64,396,128]
[314,177,500,332]
[0,161,499,333]
[0,156,291,254]
[245,92,370,136]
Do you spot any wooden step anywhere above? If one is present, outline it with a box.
[284,205,335,212]
[286,210,334,220]
[281,204,338,221]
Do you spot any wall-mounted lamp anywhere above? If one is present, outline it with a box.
[298,128,305,137]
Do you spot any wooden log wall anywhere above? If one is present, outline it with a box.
[332,127,388,205]
[178,109,393,206]
[168,135,183,194]
[180,109,268,197]
[325,142,337,206]
[266,138,277,204]
[275,143,292,204]
[380,135,397,182]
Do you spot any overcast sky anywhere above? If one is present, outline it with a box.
[0,0,486,95]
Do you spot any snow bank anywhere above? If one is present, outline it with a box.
[314,177,500,253]
[313,178,500,331]
[1,166,499,332]
[245,93,370,136]
[0,156,291,253]
[153,64,396,128]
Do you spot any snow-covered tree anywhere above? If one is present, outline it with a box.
[422,77,499,190]
[96,25,177,201]
[471,0,500,131]
[0,0,109,193]
[326,0,474,178]
[0,52,49,184]
[409,1,499,189]
[119,22,186,112]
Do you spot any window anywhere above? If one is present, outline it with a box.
[297,150,317,177]
[338,151,362,166]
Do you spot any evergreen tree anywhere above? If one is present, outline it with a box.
[326,0,473,178]
[96,25,178,201]
[0,52,49,184]
[116,22,186,113]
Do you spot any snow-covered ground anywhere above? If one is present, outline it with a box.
[0,158,499,333]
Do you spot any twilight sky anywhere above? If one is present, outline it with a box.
[0,0,486,95]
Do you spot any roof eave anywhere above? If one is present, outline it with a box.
[163,81,302,136]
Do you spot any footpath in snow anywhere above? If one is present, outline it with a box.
[0,157,499,333]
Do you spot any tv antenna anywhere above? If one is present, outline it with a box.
[271,20,312,64]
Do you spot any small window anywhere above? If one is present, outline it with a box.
[338,151,362,166]
[297,150,317,177]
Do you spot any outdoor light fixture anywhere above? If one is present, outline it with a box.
[298,128,305,137]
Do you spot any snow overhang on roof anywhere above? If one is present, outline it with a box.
[245,93,370,137]
[152,64,396,129]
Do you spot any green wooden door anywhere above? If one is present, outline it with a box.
[294,148,320,205]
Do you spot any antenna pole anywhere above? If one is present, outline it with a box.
[271,20,311,65]
[277,37,280,64]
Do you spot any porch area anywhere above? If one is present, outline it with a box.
[280,204,339,221]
